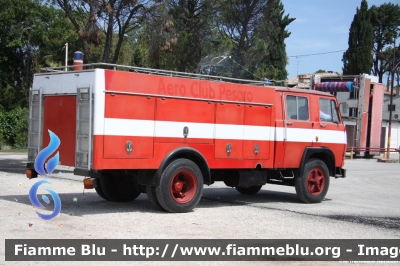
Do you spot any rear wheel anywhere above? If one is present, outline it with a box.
[295,159,330,203]
[155,158,203,213]
[100,172,141,202]
[235,185,262,195]
[94,178,109,200]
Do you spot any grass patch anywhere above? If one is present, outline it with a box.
[0,149,27,153]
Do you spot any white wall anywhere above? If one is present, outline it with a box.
[382,121,400,156]
[382,95,400,121]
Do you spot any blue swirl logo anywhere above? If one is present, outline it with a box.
[34,130,60,176]
[30,130,62,220]
[29,180,62,220]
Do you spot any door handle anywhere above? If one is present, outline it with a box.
[320,123,326,128]
[286,122,293,125]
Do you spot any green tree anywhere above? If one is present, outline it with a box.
[215,0,294,81]
[255,0,294,81]
[143,5,177,69]
[55,0,162,64]
[342,0,374,75]
[0,0,77,111]
[218,0,267,79]
[0,0,37,110]
[0,107,28,147]
[370,3,400,83]
[379,45,400,87]
[198,31,233,75]
[168,0,214,72]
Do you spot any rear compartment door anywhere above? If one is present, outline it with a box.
[42,95,76,167]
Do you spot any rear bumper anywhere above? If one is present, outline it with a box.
[74,168,101,178]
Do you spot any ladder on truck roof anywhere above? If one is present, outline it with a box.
[40,63,272,87]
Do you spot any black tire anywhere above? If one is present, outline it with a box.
[94,178,109,200]
[155,158,203,213]
[100,172,141,202]
[295,158,330,203]
[146,186,163,210]
[235,185,262,195]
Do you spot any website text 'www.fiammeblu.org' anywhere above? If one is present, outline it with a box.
[5,239,400,261]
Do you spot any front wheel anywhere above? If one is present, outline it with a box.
[295,159,330,203]
[156,159,203,213]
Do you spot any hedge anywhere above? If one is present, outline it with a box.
[0,107,29,149]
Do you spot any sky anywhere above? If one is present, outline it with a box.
[283,0,397,80]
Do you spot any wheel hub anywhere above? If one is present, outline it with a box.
[173,181,185,198]
[170,170,197,204]
[307,169,325,196]
[174,181,183,192]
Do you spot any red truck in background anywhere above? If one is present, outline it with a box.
[26,64,346,213]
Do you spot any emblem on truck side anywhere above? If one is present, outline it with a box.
[126,141,133,155]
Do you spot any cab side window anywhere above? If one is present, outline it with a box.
[286,95,309,121]
[319,98,340,123]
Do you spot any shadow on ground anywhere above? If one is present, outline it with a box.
[0,158,73,174]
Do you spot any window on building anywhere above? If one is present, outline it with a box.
[349,88,357,99]
[388,104,396,111]
[349,107,358,118]
[286,95,309,121]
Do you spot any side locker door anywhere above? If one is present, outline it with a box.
[215,103,244,159]
[103,94,155,159]
[283,94,313,167]
[155,98,214,144]
[242,105,272,159]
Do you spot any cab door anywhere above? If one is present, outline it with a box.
[314,97,347,158]
[283,94,313,167]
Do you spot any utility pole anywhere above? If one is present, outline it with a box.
[295,58,304,76]
[386,38,396,159]
[65,43,68,71]
[23,27,32,92]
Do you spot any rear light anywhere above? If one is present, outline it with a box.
[83,178,95,189]
[26,169,38,179]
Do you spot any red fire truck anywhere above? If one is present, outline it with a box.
[26,64,346,213]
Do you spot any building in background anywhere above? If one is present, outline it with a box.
[381,86,400,155]
[289,72,397,157]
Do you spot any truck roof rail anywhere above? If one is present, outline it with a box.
[40,62,272,86]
